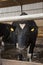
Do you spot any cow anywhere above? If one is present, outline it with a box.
[0,12,38,61]
[0,23,16,51]
[12,12,38,61]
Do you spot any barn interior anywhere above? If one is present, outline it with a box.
[0,0,43,65]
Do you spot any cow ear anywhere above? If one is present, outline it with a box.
[10,27,14,32]
[31,28,34,32]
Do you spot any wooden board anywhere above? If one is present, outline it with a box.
[1,59,43,65]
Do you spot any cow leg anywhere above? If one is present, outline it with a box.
[16,43,23,60]
[17,50,23,61]
[27,46,32,62]
[29,42,35,61]
[17,53,23,60]
[1,41,5,51]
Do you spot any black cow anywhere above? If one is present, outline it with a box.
[11,12,38,61]
[0,13,38,61]
[0,23,16,50]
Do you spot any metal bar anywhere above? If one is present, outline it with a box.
[0,13,43,22]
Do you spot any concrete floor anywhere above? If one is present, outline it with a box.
[0,37,43,64]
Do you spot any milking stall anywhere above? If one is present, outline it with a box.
[0,0,43,65]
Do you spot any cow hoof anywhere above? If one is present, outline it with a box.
[27,58,32,62]
[17,54,23,61]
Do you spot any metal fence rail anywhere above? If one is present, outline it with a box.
[0,13,43,22]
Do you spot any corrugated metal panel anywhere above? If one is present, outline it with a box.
[23,2,43,10]
[23,9,43,15]
[0,6,21,13]
[0,2,43,17]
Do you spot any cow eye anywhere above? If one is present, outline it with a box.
[10,28,14,32]
[31,28,34,32]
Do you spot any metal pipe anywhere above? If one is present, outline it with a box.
[0,13,43,22]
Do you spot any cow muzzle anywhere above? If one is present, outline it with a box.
[16,43,25,50]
